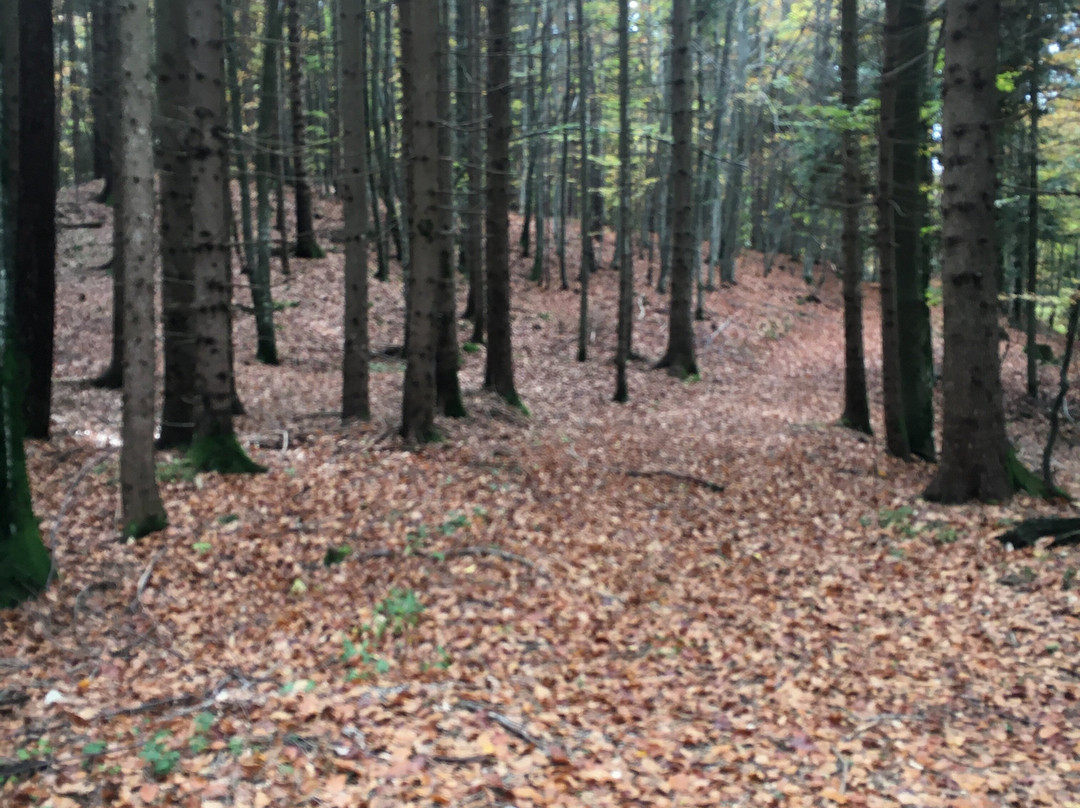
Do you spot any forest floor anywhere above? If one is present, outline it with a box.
[3,182,1080,807]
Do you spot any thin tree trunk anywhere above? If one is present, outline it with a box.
[341,0,370,420]
[839,0,871,434]
[117,0,166,537]
[576,0,593,363]
[286,0,324,258]
[484,0,521,406]
[613,0,633,402]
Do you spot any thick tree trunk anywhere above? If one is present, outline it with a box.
[656,0,698,378]
[117,0,167,538]
[924,0,1012,503]
[0,64,51,607]
[186,0,262,473]
[464,0,485,344]
[399,0,440,441]
[156,0,197,449]
[15,0,56,439]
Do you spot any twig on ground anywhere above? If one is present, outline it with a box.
[430,754,498,765]
[73,580,118,620]
[618,468,725,493]
[129,548,168,612]
[442,546,542,571]
[456,700,546,749]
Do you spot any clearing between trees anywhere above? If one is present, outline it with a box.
[3,186,1079,806]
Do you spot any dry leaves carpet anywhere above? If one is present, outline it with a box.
[2,185,1079,807]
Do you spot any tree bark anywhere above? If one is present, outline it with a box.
[286,0,324,259]
[656,0,698,378]
[613,0,633,402]
[0,57,51,607]
[186,0,262,473]
[15,0,57,439]
[399,0,440,441]
[484,0,521,407]
[117,0,167,537]
[924,0,1012,503]
[341,0,370,421]
[839,0,871,434]
[156,0,197,449]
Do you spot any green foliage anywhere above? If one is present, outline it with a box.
[375,588,424,637]
[877,505,915,529]
[273,299,300,311]
[323,545,351,566]
[140,731,181,778]
[192,541,212,555]
[462,342,481,354]
[439,511,469,536]
[123,513,168,539]
[157,456,198,484]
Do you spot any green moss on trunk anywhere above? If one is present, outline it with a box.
[187,434,267,474]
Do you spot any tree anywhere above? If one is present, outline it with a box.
[250,0,280,365]
[399,0,440,441]
[185,0,263,473]
[341,0,370,422]
[892,0,934,460]
[117,0,166,537]
[286,0,325,259]
[838,0,871,434]
[575,0,593,363]
[156,0,197,450]
[924,0,1012,503]
[656,0,698,378]
[484,0,522,408]
[0,49,51,608]
[15,0,56,439]
[613,0,633,402]
[463,0,485,345]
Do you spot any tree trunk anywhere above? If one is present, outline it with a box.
[186,0,262,473]
[15,0,57,439]
[251,0,280,365]
[286,0,324,259]
[341,0,370,421]
[924,0,1012,503]
[1025,0,1041,398]
[434,0,464,417]
[656,0,698,378]
[893,0,934,460]
[465,0,485,343]
[484,0,521,407]
[399,0,440,441]
[876,0,910,459]
[576,0,593,363]
[0,62,51,607]
[613,0,633,402]
[117,0,167,538]
[839,0,871,434]
[155,0,197,449]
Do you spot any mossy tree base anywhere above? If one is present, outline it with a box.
[123,513,168,540]
[187,433,267,474]
[1007,450,1068,501]
[0,518,51,609]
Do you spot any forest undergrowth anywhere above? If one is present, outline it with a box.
[2,183,1079,807]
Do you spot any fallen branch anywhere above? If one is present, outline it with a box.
[442,546,539,570]
[456,700,546,749]
[430,753,497,766]
[619,468,725,493]
[997,517,1080,549]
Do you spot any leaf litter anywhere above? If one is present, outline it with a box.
[3,182,1079,806]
